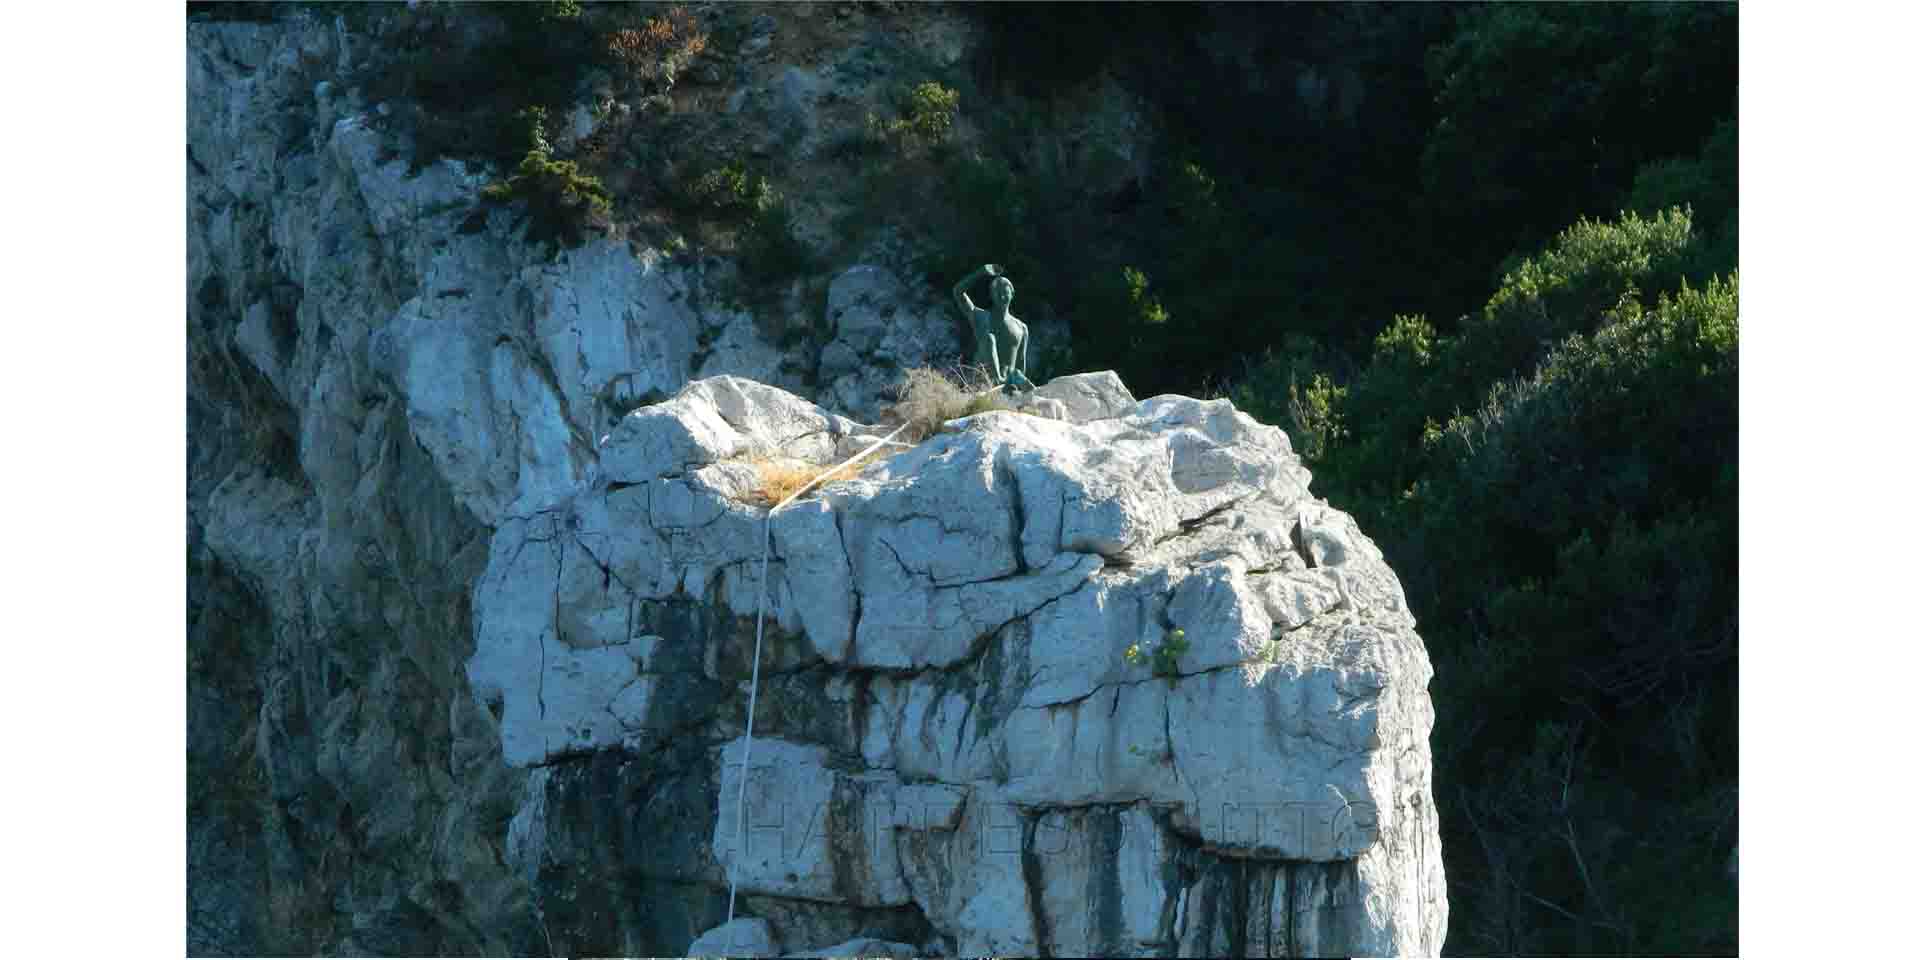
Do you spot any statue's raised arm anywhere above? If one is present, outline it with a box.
[951,263,999,320]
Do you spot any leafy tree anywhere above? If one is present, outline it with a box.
[1629,117,1739,277]
[1233,204,1736,952]
[1416,276,1738,955]
[1421,3,1736,315]
[1238,207,1708,524]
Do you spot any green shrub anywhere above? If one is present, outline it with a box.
[1124,628,1188,679]
[1370,312,1437,367]
[1304,209,1703,518]
[1629,117,1738,279]
[502,0,580,27]
[671,157,813,302]
[1230,221,1737,957]
[904,82,960,140]
[913,152,1028,276]
[1424,274,1738,566]
[1120,267,1169,327]
[1228,334,1339,420]
[681,160,774,217]
[871,82,960,155]
[736,195,816,289]
[1628,119,1736,231]
[480,109,613,248]
[1282,314,1439,515]
[1468,207,1697,385]
[1289,373,1349,462]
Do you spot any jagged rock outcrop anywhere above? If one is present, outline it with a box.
[817,264,964,423]
[472,374,1446,957]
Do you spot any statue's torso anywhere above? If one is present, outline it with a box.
[973,307,1025,338]
[967,304,1028,384]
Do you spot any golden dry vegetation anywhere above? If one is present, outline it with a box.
[736,449,885,508]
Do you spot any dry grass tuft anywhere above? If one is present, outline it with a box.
[740,457,818,507]
[888,365,1012,441]
[732,365,1027,508]
[739,450,885,508]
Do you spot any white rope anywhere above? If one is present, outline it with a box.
[724,422,911,954]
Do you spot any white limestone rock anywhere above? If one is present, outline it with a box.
[788,936,921,959]
[696,309,803,393]
[817,265,963,422]
[1023,804,1183,957]
[713,738,913,907]
[462,374,1446,954]
[367,236,713,524]
[1031,369,1138,424]
[326,111,481,238]
[1015,393,1072,422]
[688,917,780,958]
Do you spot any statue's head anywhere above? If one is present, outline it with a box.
[990,276,1015,308]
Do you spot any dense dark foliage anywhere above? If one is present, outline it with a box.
[1225,198,1737,957]
[1398,268,1736,956]
[1223,134,1737,960]
[953,1,1736,399]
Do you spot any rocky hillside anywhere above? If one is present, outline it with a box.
[188,5,1443,956]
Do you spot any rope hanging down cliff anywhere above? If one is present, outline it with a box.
[724,421,912,953]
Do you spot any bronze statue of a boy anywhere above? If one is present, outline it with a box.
[952,263,1032,391]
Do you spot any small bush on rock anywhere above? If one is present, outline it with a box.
[868,81,960,156]
[1124,628,1188,678]
[480,108,613,248]
[674,158,815,302]
[605,6,708,93]
[736,196,816,287]
[888,366,1010,442]
[681,160,773,216]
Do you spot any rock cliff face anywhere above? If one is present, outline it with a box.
[188,9,1443,958]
